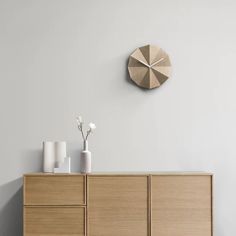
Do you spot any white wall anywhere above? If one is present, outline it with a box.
[0,0,235,235]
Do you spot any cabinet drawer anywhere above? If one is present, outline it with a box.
[24,206,85,236]
[24,175,86,205]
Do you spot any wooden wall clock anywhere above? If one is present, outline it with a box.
[128,44,171,89]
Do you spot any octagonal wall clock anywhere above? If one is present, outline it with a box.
[128,44,171,89]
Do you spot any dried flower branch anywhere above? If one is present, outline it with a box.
[76,116,96,141]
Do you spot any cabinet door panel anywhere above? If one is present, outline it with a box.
[152,176,212,236]
[88,176,148,236]
[24,175,86,205]
[24,207,85,236]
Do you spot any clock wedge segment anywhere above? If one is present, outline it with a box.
[152,55,171,67]
[139,69,150,88]
[149,69,161,88]
[151,65,171,78]
[151,49,171,67]
[130,48,149,66]
[128,57,148,67]
[139,45,150,64]
[151,68,169,85]
[149,45,161,65]
[138,69,161,89]
[128,66,149,85]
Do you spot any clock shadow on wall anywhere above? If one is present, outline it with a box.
[126,44,172,91]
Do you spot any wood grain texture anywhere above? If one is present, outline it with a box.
[24,206,85,236]
[24,175,86,205]
[151,175,212,236]
[88,176,149,236]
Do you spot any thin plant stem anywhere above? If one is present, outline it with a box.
[85,130,91,141]
[81,128,86,141]
[78,125,86,141]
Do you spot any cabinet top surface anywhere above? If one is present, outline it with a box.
[24,171,213,176]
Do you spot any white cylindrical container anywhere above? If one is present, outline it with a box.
[55,141,67,168]
[43,141,55,173]
[80,141,91,173]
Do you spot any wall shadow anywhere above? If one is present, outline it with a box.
[0,178,23,236]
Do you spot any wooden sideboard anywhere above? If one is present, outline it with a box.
[23,172,213,236]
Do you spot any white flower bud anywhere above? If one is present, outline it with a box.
[89,123,96,131]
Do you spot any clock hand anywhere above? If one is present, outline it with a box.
[138,60,151,68]
[150,58,164,67]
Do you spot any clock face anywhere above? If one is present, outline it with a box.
[128,45,171,89]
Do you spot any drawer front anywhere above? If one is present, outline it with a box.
[24,206,85,236]
[24,175,86,205]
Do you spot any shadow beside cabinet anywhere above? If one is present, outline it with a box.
[23,173,213,236]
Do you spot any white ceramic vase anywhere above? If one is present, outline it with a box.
[55,141,66,168]
[43,141,67,173]
[43,141,55,173]
[80,141,91,173]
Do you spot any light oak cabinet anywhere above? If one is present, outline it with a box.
[24,173,213,236]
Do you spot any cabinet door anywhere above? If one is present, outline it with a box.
[24,207,85,236]
[151,175,212,236]
[88,176,149,236]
